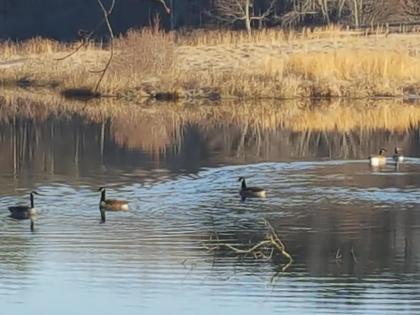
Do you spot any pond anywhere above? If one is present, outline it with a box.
[1,95,420,314]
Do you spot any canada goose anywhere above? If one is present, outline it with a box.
[369,148,387,167]
[8,191,39,231]
[238,177,266,199]
[98,187,129,223]
[393,147,404,163]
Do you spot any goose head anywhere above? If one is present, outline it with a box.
[379,148,387,155]
[238,177,247,189]
[98,187,106,202]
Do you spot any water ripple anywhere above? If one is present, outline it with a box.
[1,160,420,314]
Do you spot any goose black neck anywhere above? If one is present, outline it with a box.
[30,193,34,208]
[241,178,247,189]
[100,208,106,224]
[30,218,34,232]
[100,189,106,202]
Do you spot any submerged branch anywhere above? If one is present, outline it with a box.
[224,240,272,253]
[204,219,293,272]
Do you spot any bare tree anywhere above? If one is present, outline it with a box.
[349,0,362,27]
[343,0,398,27]
[212,0,277,34]
[337,0,347,19]
[318,0,331,23]
[401,0,420,16]
[278,0,323,27]
[361,0,396,25]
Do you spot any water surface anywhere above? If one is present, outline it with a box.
[1,98,420,314]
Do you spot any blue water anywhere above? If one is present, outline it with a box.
[1,114,420,314]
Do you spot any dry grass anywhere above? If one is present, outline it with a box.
[177,25,357,46]
[2,26,420,99]
[251,50,420,97]
[102,28,175,95]
[0,38,109,91]
[173,29,420,98]
[0,37,66,58]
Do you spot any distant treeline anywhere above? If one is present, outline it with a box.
[0,0,419,40]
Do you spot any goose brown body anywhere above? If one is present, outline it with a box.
[98,187,129,223]
[238,177,266,198]
[100,199,129,211]
[369,148,387,167]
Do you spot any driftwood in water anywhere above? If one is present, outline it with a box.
[203,219,293,272]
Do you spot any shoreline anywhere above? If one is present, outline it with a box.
[2,85,419,103]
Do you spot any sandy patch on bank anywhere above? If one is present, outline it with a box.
[175,33,420,73]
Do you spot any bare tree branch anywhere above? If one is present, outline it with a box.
[155,0,171,14]
[250,0,277,21]
[55,0,116,62]
[94,0,115,92]
[211,0,277,33]
[401,0,420,16]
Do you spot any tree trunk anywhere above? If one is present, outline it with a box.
[338,0,346,19]
[245,0,252,34]
[169,0,175,29]
[319,0,330,24]
[324,0,330,24]
[353,0,359,27]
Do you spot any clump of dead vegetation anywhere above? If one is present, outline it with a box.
[203,219,293,272]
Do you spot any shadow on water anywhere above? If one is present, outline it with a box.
[1,92,420,314]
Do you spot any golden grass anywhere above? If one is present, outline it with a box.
[254,50,420,97]
[2,26,420,99]
[0,37,99,58]
[105,28,175,94]
[177,25,357,46]
[0,38,64,58]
